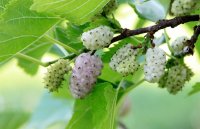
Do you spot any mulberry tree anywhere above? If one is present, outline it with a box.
[0,0,200,128]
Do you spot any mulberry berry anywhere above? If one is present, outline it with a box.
[171,0,199,16]
[166,65,193,94]
[70,53,103,99]
[144,47,166,83]
[81,26,114,50]
[109,44,139,76]
[103,0,118,15]
[171,36,188,56]
[158,72,168,88]
[44,59,71,92]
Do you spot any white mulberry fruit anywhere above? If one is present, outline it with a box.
[44,59,71,92]
[70,53,103,99]
[103,0,118,15]
[171,0,199,16]
[144,47,166,83]
[81,26,114,50]
[109,44,139,76]
[171,36,188,56]
[166,65,193,94]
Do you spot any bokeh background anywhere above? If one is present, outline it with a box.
[0,2,200,129]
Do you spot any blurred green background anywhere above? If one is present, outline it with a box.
[0,3,200,129]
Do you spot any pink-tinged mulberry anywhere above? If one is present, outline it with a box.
[70,53,103,99]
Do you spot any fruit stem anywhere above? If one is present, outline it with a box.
[16,53,48,67]
[123,78,145,94]
[44,35,79,55]
[132,36,142,43]
[165,52,177,60]
[117,77,125,90]
[115,78,145,119]
[164,29,173,53]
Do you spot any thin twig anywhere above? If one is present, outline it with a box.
[45,15,200,66]
[16,53,48,67]
[187,25,200,54]
[111,15,199,43]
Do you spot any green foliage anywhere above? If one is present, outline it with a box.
[53,74,73,99]
[54,22,87,51]
[66,83,118,129]
[0,0,59,64]
[188,82,200,96]
[0,0,200,129]
[26,93,74,129]
[17,38,52,75]
[0,111,29,129]
[0,0,9,14]
[101,37,142,63]
[31,0,110,25]
[129,0,170,22]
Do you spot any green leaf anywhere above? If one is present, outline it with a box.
[84,17,111,31]
[26,92,74,129]
[66,82,118,129]
[31,0,110,25]
[153,33,166,46]
[101,37,142,62]
[0,0,60,65]
[17,38,52,75]
[99,63,122,83]
[53,74,73,99]
[84,16,121,31]
[54,22,87,50]
[0,111,29,129]
[130,0,170,22]
[48,44,66,57]
[188,82,200,96]
[0,0,9,14]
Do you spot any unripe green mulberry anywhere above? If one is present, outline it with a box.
[159,64,193,94]
[171,0,199,16]
[158,72,168,88]
[103,0,118,15]
[109,44,139,76]
[44,59,71,92]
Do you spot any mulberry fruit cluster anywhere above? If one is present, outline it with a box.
[144,47,166,83]
[103,0,118,15]
[81,26,114,50]
[109,44,139,76]
[70,53,103,99]
[44,59,71,92]
[171,0,199,16]
[171,36,189,56]
[159,64,193,94]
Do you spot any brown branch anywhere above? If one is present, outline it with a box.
[187,25,200,54]
[46,15,200,66]
[111,15,200,43]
